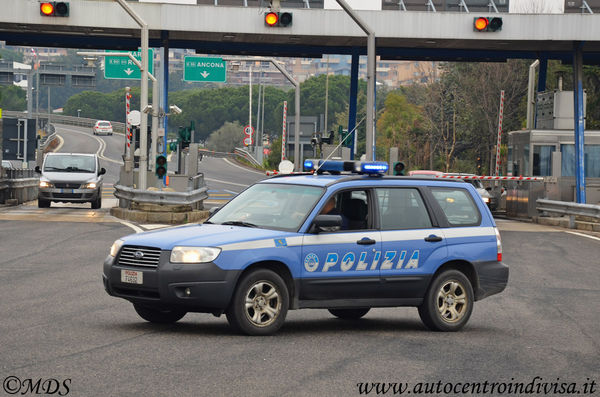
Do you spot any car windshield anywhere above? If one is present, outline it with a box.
[43,155,96,173]
[208,183,324,231]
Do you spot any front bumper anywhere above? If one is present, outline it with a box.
[473,260,509,301]
[103,253,240,312]
[39,187,99,202]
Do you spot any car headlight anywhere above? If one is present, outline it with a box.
[482,197,490,203]
[110,239,124,257]
[84,182,97,189]
[39,181,53,188]
[170,246,221,263]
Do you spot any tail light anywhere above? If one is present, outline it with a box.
[494,227,502,262]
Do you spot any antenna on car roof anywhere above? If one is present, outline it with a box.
[314,116,366,174]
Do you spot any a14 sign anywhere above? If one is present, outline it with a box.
[104,49,154,80]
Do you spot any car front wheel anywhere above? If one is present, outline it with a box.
[91,194,101,209]
[226,269,289,335]
[38,198,50,208]
[133,304,186,324]
[418,269,473,332]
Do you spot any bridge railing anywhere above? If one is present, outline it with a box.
[1,111,126,134]
[537,199,600,220]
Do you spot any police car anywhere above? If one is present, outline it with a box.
[103,160,508,335]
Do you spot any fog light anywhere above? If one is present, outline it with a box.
[185,288,191,296]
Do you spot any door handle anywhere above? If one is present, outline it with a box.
[357,237,376,245]
[424,235,443,242]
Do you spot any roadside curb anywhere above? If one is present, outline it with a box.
[110,206,209,225]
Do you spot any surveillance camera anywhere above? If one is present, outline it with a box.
[142,105,153,114]
[169,105,182,115]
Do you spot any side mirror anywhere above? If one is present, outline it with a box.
[311,214,342,233]
[35,166,41,174]
[98,168,106,176]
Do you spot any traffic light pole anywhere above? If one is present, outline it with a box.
[336,0,376,161]
[115,0,149,190]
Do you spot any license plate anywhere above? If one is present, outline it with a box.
[59,189,74,193]
[121,269,143,284]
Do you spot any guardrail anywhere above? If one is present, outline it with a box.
[113,183,208,207]
[1,111,126,133]
[233,148,262,167]
[536,199,600,220]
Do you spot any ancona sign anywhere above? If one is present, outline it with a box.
[183,57,227,82]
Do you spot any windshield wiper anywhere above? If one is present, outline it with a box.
[44,166,67,171]
[221,221,259,228]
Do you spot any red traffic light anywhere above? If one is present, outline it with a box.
[265,12,278,26]
[40,2,69,17]
[264,11,292,27]
[474,17,489,31]
[40,2,54,15]
[474,16,502,32]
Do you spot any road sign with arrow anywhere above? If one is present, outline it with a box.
[104,49,154,80]
[184,56,226,82]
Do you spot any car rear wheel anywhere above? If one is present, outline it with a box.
[328,308,370,319]
[91,194,101,209]
[38,198,50,208]
[226,269,289,335]
[133,304,186,324]
[418,270,473,332]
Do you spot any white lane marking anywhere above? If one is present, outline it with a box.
[118,220,144,234]
[565,231,600,242]
[53,134,65,152]
[204,177,249,188]
[57,126,123,165]
[223,157,264,175]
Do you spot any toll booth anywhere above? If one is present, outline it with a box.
[507,89,600,216]
[508,132,600,217]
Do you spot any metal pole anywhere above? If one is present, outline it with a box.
[115,0,149,190]
[150,76,159,171]
[161,31,169,157]
[324,54,329,133]
[573,42,586,203]
[125,87,132,169]
[348,49,359,160]
[495,90,504,176]
[526,60,539,130]
[336,0,376,161]
[249,65,252,138]
[294,83,301,169]
[35,66,39,132]
[282,101,287,161]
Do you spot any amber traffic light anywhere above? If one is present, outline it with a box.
[264,12,292,27]
[40,2,69,17]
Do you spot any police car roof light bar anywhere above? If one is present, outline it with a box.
[304,159,388,175]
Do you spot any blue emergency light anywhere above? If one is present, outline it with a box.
[303,159,389,175]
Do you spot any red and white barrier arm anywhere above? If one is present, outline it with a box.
[436,175,545,181]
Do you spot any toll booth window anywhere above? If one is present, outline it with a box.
[533,145,555,176]
[561,144,600,177]
[430,188,481,227]
[376,188,432,230]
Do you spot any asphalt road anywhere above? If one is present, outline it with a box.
[0,219,598,397]
[1,127,597,396]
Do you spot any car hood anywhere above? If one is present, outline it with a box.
[120,224,298,250]
[42,171,99,183]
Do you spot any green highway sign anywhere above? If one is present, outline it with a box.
[104,49,154,80]
[184,56,226,82]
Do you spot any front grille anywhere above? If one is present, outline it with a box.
[55,183,81,189]
[53,193,84,199]
[118,246,162,268]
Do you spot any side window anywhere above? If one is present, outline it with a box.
[319,189,370,231]
[376,188,432,230]
[430,188,481,227]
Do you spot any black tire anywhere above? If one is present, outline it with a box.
[133,304,186,324]
[418,269,474,332]
[226,269,289,336]
[38,198,50,208]
[91,194,101,209]
[328,308,370,319]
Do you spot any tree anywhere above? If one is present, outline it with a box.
[0,85,27,111]
[205,121,244,152]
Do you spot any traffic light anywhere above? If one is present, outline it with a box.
[476,156,482,174]
[155,155,167,178]
[40,2,69,17]
[264,12,292,27]
[393,161,405,176]
[473,17,502,32]
[338,126,352,148]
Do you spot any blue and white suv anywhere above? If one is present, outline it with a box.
[103,160,508,335]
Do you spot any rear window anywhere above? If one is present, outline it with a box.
[98,122,111,127]
[430,188,481,227]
